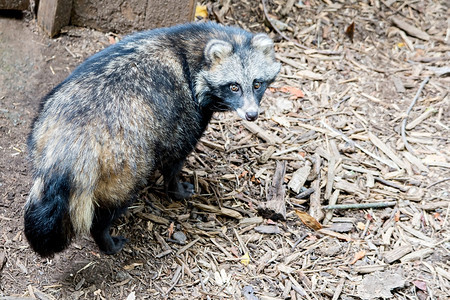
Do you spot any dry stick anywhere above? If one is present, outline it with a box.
[374,177,408,192]
[261,0,340,55]
[427,177,450,189]
[401,76,430,155]
[322,201,397,210]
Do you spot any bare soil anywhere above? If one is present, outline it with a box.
[0,1,449,299]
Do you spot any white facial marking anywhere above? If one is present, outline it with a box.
[236,97,259,120]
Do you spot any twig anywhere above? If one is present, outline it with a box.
[322,201,397,210]
[165,264,182,295]
[374,177,408,192]
[401,76,430,155]
[309,154,324,221]
[427,177,450,189]
[176,238,200,255]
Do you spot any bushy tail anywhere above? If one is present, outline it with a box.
[24,174,75,257]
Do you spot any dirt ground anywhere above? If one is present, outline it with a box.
[0,1,449,299]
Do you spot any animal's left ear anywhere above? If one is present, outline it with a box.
[251,33,275,57]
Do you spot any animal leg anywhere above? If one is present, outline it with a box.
[90,205,128,255]
[163,159,194,200]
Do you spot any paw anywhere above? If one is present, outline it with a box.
[169,181,195,200]
[101,236,128,255]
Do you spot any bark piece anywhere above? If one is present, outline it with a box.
[288,163,311,193]
[258,161,287,221]
[391,17,430,41]
[383,244,413,264]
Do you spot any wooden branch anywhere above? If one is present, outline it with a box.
[323,201,397,210]
[401,76,430,155]
[309,154,324,221]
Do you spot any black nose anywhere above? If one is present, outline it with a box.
[245,111,258,121]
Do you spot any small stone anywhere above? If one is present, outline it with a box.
[172,231,187,244]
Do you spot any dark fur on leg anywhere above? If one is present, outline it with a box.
[90,205,129,255]
[163,160,194,200]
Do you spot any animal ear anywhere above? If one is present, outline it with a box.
[205,39,233,64]
[251,33,275,57]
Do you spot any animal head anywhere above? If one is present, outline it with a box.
[197,32,281,121]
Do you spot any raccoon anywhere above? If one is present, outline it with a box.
[25,22,281,257]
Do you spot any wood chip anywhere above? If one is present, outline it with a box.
[368,132,406,170]
[354,264,387,274]
[288,163,311,193]
[176,238,200,255]
[383,244,413,264]
[400,248,433,262]
[191,202,243,219]
[254,225,281,234]
[239,216,263,226]
[242,121,283,144]
[397,222,435,244]
[137,213,170,225]
[318,228,353,241]
[296,70,324,81]
[391,16,430,41]
[402,151,429,173]
[405,107,436,130]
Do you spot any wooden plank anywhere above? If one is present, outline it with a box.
[37,0,72,37]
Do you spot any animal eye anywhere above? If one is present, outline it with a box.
[253,82,261,89]
[230,83,240,92]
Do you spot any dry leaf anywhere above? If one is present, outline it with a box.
[350,250,366,265]
[295,209,322,230]
[195,5,208,19]
[345,22,355,42]
[240,252,250,265]
[279,86,304,100]
[239,170,248,178]
[168,222,174,239]
[394,210,400,222]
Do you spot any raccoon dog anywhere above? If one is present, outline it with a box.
[25,22,280,257]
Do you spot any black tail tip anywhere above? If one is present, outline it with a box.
[24,201,73,258]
